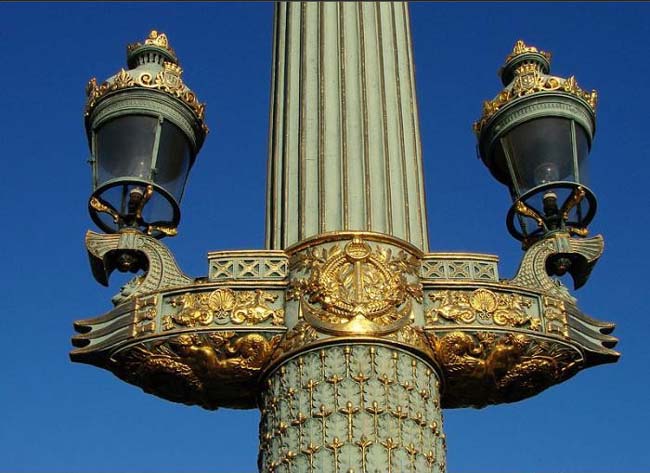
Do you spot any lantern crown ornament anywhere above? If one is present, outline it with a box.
[474,40,597,134]
[474,40,599,250]
[85,30,207,240]
[126,30,177,65]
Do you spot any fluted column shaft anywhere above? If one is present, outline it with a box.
[266,2,429,250]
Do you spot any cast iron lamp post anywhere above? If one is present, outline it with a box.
[71,5,619,473]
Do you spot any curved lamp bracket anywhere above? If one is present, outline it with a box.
[85,229,192,301]
[509,232,604,303]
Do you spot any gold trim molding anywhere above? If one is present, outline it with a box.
[473,40,597,134]
[85,62,207,131]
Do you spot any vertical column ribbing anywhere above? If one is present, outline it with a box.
[266,2,429,251]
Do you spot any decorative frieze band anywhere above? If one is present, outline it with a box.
[421,254,499,282]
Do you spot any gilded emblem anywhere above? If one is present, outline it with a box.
[289,237,422,335]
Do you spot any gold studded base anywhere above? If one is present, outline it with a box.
[258,343,446,473]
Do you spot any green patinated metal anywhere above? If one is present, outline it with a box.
[265,2,429,252]
[474,43,596,158]
[481,95,595,168]
[259,344,445,473]
[84,31,207,237]
[473,41,599,247]
[70,5,620,473]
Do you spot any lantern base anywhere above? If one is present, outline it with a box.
[506,182,596,249]
[89,179,181,238]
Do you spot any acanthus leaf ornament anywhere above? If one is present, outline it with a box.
[85,30,207,135]
[85,61,207,129]
[73,24,622,471]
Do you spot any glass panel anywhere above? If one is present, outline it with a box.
[141,191,176,225]
[153,121,193,200]
[575,123,590,186]
[94,184,128,232]
[502,117,576,196]
[95,115,158,187]
[489,141,512,187]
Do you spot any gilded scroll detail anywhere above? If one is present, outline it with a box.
[288,237,422,334]
[259,345,445,473]
[426,289,538,330]
[113,331,281,409]
[473,40,597,134]
[163,288,284,330]
[85,61,206,125]
[431,331,582,407]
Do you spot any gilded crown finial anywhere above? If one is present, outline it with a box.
[505,39,551,63]
[144,30,170,50]
[127,30,176,58]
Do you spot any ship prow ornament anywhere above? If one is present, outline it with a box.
[72,6,618,473]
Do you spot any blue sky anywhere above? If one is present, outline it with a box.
[0,2,648,472]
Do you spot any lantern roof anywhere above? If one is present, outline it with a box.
[84,30,208,135]
[473,40,597,136]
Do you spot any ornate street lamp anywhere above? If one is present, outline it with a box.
[71,9,619,473]
[85,30,207,241]
[474,40,598,251]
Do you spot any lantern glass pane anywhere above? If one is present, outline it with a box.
[140,187,176,224]
[575,123,590,185]
[154,121,193,200]
[504,117,577,196]
[95,115,158,187]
